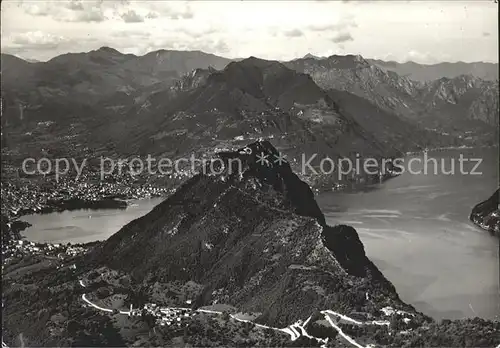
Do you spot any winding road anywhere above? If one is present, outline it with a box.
[77,279,404,348]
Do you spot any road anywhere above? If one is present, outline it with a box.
[324,314,365,348]
[77,278,406,348]
[321,310,390,326]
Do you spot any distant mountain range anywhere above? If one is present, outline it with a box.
[368,59,499,82]
[285,55,499,136]
[1,48,498,177]
[8,50,497,82]
[1,48,499,347]
[292,54,499,81]
[1,48,231,105]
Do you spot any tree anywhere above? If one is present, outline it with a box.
[389,314,404,331]
[141,310,156,329]
[67,319,80,335]
[221,311,230,321]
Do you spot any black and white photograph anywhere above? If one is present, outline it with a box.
[1,0,499,347]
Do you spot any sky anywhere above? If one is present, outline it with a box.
[1,0,498,64]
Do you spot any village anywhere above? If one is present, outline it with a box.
[2,237,87,271]
[141,302,197,328]
[80,277,198,330]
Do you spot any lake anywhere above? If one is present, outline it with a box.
[21,198,165,244]
[317,147,499,320]
[21,148,499,321]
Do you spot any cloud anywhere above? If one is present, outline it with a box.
[309,24,335,32]
[121,10,144,23]
[400,50,452,64]
[111,30,149,38]
[150,3,194,20]
[341,0,375,3]
[140,36,229,56]
[283,29,304,38]
[308,16,357,32]
[169,8,194,20]
[309,23,354,32]
[23,4,51,16]
[308,15,356,45]
[54,7,107,22]
[192,38,229,54]
[330,32,353,43]
[146,11,159,19]
[267,27,279,37]
[6,31,68,51]
[21,1,107,22]
[406,50,433,62]
[66,1,85,11]
[108,25,224,56]
[178,26,219,39]
[75,10,106,22]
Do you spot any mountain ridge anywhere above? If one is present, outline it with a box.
[91,140,417,328]
[285,55,499,139]
[0,54,466,190]
[368,58,499,82]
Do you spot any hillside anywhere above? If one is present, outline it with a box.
[0,48,231,106]
[90,56,461,194]
[1,55,463,233]
[2,54,462,195]
[2,50,484,158]
[103,57,454,155]
[285,55,499,142]
[93,140,417,327]
[415,75,500,131]
[2,140,500,347]
[70,140,497,347]
[284,55,424,121]
[0,49,230,169]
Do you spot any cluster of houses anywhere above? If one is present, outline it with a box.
[161,169,192,180]
[2,238,86,267]
[2,170,171,220]
[141,302,197,328]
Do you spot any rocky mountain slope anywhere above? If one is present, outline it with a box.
[0,48,230,153]
[470,188,500,237]
[464,80,499,125]
[120,56,454,152]
[93,140,417,327]
[415,75,500,130]
[285,55,499,141]
[2,141,500,347]
[1,54,463,196]
[284,55,426,120]
[3,50,486,161]
[69,140,498,347]
[368,59,499,82]
[1,55,463,242]
[93,57,457,189]
[2,51,493,185]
